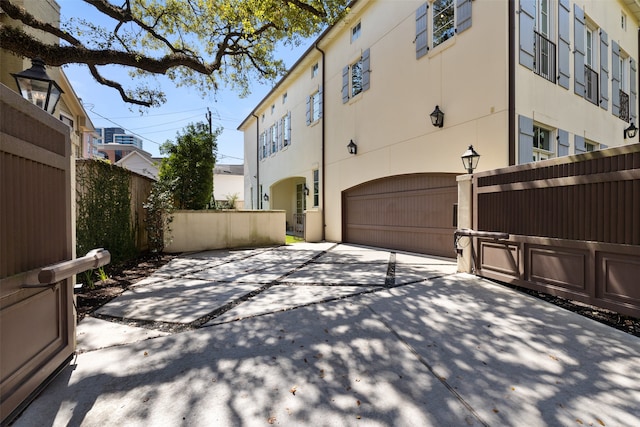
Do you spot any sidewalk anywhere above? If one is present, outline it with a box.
[12,244,640,426]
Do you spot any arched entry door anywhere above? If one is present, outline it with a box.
[342,173,458,257]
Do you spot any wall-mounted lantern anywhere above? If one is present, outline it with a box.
[11,58,63,114]
[430,105,444,128]
[304,184,310,196]
[347,139,358,155]
[624,122,637,139]
[263,193,269,202]
[461,145,480,174]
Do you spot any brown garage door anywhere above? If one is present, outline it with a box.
[342,173,458,257]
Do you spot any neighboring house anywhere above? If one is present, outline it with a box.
[0,0,97,159]
[238,0,640,257]
[115,150,159,180]
[213,164,245,208]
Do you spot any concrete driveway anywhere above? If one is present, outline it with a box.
[12,243,640,426]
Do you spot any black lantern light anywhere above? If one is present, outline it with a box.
[430,105,444,128]
[461,145,480,174]
[624,122,637,139]
[304,184,310,196]
[263,193,269,202]
[11,58,63,114]
[347,139,358,155]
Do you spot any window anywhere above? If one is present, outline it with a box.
[260,131,267,159]
[282,93,287,104]
[310,91,321,122]
[533,125,554,161]
[261,114,265,122]
[60,114,74,129]
[313,169,319,207]
[270,125,277,154]
[584,23,599,105]
[351,22,361,43]
[311,63,319,78]
[271,104,275,115]
[585,27,593,67]
[281,113,291,147]
[351,58,363,97]
[622,12,627,30]
[585,140,598,152]
[432,0,454,48]
[537,0,549,37]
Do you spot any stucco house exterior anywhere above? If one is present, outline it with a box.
[213,164,245,209]
[239,0,640,257]
[115,150,159,180]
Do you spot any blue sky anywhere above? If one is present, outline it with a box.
[57,0,311,162]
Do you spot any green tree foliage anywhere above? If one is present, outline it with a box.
[160,122,219,209]
[0,0,349,107]
[76,160,136,263]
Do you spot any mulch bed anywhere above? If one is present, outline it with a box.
[76,253,640,338]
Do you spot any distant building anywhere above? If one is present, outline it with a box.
[214,164,244,209]
[95,127,145,161]
[113,133,143,149]
[95,127,124,144]
[115,151,159,180]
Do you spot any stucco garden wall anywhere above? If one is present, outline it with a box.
[164,210,286,253]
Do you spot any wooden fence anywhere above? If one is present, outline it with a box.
[471,143,640,318]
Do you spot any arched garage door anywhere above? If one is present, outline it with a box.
[342,173,458,257]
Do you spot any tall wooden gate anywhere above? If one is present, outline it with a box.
[470,143,640,318]
[0,85,75,423]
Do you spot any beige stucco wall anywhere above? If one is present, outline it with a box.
[164,210,286,253]
[516,0,640,153]
[214,173,244,204]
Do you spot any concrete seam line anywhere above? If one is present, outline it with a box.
[367,305,490,427]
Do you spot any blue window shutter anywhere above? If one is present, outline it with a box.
[306,95,311,125]
[258,132,263,160]
[600,30,609,110]
[574,135,586,154]
[612,41,620,117]
[557,129,570,157]
[456,0,472,34]
[574,4,585,96]
[277,119,283,150]
[318,85,324,119]
[631,58,637,123]
[518,0,535,71]
[557,0,571,89]
[518,115,534,164]
[342,66,349,103]
[362,49,371,91]
[416,3,428,59]
[287,112,292,145]
[599,143,608,149]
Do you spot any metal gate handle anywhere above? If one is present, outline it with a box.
[21,248,111,288]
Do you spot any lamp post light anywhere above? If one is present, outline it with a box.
[11,58,63,114]
[461,145,480,174]
[624,122,637,139]
[263,193,269,202]
[347,139,358,155]
[430,105,444,128]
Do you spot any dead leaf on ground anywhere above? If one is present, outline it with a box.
[356,400,361,407]
[268,416,277,424]
[596,418,605,426]
[492,408,499,413]
[576,419,583,425]
[290,386,297,395]
[143,351,148,357]
[319,369,326,378]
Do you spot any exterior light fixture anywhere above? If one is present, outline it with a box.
[461,145,480,174]
[430,105,444,128]
[347,139,358,155]
[304,184,310,196]
[11,58,63,114]
[624,122,637,139]
[263,193,269,202]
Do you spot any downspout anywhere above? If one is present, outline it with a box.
[252,113,260,209]
[315,43,326,240]
[508,0,516,165]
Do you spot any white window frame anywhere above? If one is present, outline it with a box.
[312,169,319,207]
[282,113,291,147]
[586,27,593,68]
[585,140,599,152]
[59,113,74,129]
[533,124,555,161]
[622,12,627,30]
[311,63,319,78]
[310,90,321,122]
[620,53,629,92]
[282,93,287,104]
[351,22,361,43]
[270,125,277,154]
[432,0,455,48]
[536,0,550,37]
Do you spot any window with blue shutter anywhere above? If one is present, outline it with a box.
[306,95,311,125]
[318,85,324,119]
[362,49,371,91]
[519,0,535,71]
[573,4,585,96]
[342,66,349,103]
[518,115,534,164]
[600,30,609,110]
[456,0,472,34]
[557,129,569,157]
[612,41,621,117]
[557,0,570,89]
[416,3,428,59]
[631,58,637,124]
[574,135,586,154]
